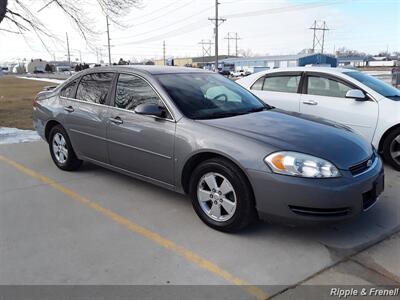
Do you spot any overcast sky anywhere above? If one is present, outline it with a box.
[0,0,399,64]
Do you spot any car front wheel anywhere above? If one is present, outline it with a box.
[49,125,82,171]
[382,128,400,171]
[189,158,256,232]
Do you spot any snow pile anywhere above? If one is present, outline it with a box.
[19,76,64,84]
[0,127,41,145]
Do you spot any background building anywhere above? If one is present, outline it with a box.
[154,55,236,68]
[220,53,337,72]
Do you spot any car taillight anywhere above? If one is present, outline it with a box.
[33,95,39,107]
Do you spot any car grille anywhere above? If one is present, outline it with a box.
[289,205,351,217]
[349,152,376,176]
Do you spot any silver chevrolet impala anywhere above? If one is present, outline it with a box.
[33,66,384,232]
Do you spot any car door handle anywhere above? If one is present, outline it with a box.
[64,105,74,112]
[302,100,318,105]
[109,116,123,125]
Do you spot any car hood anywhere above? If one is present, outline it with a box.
[199,109,373,170]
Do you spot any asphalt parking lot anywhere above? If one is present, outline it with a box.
[1,141,399,299]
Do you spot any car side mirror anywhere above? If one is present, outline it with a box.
[134,103,165,118]
[346,89,367,101]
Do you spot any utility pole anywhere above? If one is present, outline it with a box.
[209,0,226,72]
[79,50,82,63]
[106,15,111,65]
[224,33,232,56]
[309,20,329,54]
[235,32,240,56]
[163,40,166,65]
[66,32,71,66]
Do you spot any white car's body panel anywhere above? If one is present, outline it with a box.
[237,67,400,150]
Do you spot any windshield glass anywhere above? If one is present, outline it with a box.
[344,71,400,100]
[155,73,268,119]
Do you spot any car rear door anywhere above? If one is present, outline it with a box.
[62,72,115,163]
[105,73,176,187]
[300,72,378,142]
[249,72,302,112]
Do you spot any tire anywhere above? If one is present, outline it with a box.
[382,128,400,171]
[189,158,257,232]
[48,125,82,171]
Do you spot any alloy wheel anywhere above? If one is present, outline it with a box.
[52,132,68,164]
[390,134,400,166]
[197,172,237,222]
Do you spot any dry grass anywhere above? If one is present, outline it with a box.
[0,76,52,129]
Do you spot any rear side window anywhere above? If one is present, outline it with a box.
[262,75,300,93]
[60,79,78,98]
[307,76,352,98]
[115,74,164,111]
[76,73,114,104]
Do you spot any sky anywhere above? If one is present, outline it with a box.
[0,0,399,64]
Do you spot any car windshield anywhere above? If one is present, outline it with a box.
[344,71,400,100]
[155,73,268,119]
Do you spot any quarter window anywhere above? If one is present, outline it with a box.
[262,75,301,93]
[250,77,265,90]
[60,79,78,98]
[76,73,114,104]
[115,74,164,111]
[307,76,352,98]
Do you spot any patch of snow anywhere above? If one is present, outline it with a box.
[0,127,41,145]
[18,76,64,84]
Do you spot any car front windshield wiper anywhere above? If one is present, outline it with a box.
[245,106,271,113]
[195,111,250,120]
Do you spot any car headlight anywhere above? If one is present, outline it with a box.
[265,151,340,178]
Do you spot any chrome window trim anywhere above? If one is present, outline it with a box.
[59,96,110,109]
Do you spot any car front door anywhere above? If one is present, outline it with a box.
[106,73,176,187]
[62,72,115,163]
[300,73,378,142]
[249,72,302,112]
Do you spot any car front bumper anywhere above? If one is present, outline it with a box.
[247,156,384,225]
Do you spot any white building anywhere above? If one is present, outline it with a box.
[26,59,48,73]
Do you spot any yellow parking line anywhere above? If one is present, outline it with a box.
[0,155,268,300]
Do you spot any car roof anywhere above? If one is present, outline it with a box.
[77,65,213,76]
[261,66,357,75]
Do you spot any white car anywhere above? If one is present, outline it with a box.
[231,70,251,77]
[237,67,400,170]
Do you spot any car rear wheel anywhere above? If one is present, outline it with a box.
[189,158,256,232]
[382,128,400,171]
[49,125,82,171]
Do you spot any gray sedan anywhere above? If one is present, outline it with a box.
[33,66,384,232]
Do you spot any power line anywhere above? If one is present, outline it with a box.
[209,0,226,72]
[112,6,212,41]
[224,0,344,18]
[131,0,185,21]
[132,0,194,27]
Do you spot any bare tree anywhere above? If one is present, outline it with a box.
[0,0,140,43]
[0,1,6,24]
